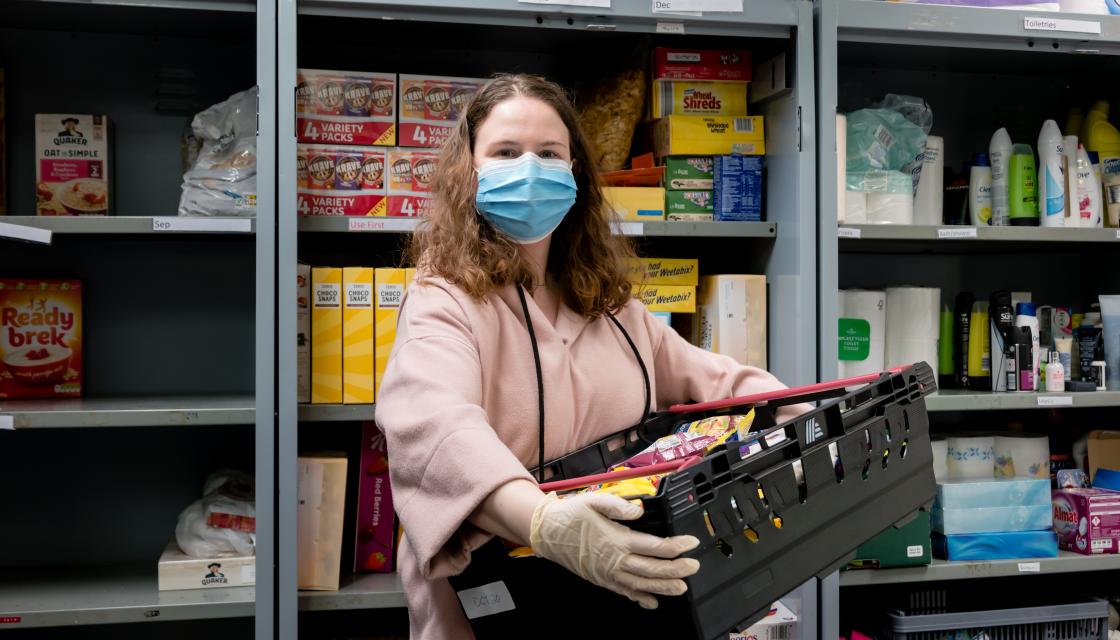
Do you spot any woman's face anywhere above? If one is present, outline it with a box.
[473,96,572,169]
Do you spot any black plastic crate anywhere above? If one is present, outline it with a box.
[452,364,938,640]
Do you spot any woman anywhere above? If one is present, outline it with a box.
[376,74,803,639]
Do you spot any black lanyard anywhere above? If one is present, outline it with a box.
[515,286,651,482]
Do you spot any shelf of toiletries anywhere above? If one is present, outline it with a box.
[838,224,1120,244]
[840,549,1120,587]
[927,390,1120,412]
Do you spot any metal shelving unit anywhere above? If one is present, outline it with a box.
[297,403,376,422]
[927,390,1120,412]
[297,216,778,238]
[839,224,1120,244]
[298,574,406,611]
[0,216,255,235]
[840,551,1120,587]
[0,395,256,429]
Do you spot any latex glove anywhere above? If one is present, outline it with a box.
[529,491,700,609]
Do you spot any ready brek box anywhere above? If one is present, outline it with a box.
[398,75,485,148]
[387,148,438,217]
[296,69,396,146]
[297,144,387,216]
[0,279,82,399]
[35,114,110,215]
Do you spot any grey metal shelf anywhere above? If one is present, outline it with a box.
[299,573,405,611]
[839,224,1120,244]
[298,403,376,422]
[0,395,256,429]
[927,390,1120,412]
[840,550,1120,587]
[0,216,255,236]
[0,566,255,629]
[297,216,777,239]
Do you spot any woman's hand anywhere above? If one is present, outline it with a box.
[529,492,700,609]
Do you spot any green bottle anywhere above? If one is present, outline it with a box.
[1008,143,1039,226]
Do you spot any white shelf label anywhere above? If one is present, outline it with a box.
[152,218,252,233]
[906,545,924,558]
[837,227,861,239]
[611,221,644,236]
[0,221,52,245]
[1038,395,1074,406]
[1115,229,1120,240]
[241,564,256,583]
[519,0,610,6]
[1018,561,1041,573]
[457,581,516,620]
[656,21,686,33]
[0,415,13,431]
[653,0,703,10]
[348,218,419,232]
[1024,16,1101,34]
[938,227,977,239]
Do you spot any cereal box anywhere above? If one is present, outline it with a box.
[296,144,387,216]
[374,268,415,398]
[311,267,343,404]
[628,258,699,286]
[158,539,255,592]
[387,148,438,217]
[297,264,311,404]
[343,267,374,405]
[602,187,665,222]
[296,69,396,146]
[664,156,715,190]
[651,80,749,119]
[653,115,765,157]
[0,279,82,399]
[633,284,696,313]
[0,69,6,215]
[654,48,751,81]
[35,114,111,215]
[666,189,714,215]
[354,422,395,573]
[667,213,713,222]
[714,154,764,222]
[398,75,486,148]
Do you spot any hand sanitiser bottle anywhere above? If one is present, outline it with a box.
[1038,120,1066,227]
[990,128,1013,226]
[970,153,993,226]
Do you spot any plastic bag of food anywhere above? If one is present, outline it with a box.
[175,469,256,558]
[178,88,257,217]
[578,68,646,172]
[873,94,933,135]
[846,108,928,173]
[621,413,754,468]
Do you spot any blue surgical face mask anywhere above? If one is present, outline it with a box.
[475,152,577,244]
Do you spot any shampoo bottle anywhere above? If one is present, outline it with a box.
[969,153,993,226]
[1063,135,1080,226]
[1013,326,1034,392]
[968,301,991,391]
[1076,145,1104,227]
[990,291,1016,392]
[1008,144,1039,226]
[1016,302,1042,388]
[1038,120,1066,227]
[990,128,1013,226]
[955,292,975,389]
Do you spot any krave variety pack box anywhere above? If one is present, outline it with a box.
[0,279,82,399]
[1053,488,1120,555]
[398,74,485,148]
[296,69,396,146]
[297,144,387,216]
[35,114,111,215]
[355,422,395,573]
[387,148,438,217]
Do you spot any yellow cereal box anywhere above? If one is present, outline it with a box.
[343,267,374,404]
[0,279,82,399]
[653,115,765,157]
[628,258,699,286]
[298,264,311,403]
[312,267,343,404]
[375,268,413,399]
[633,284,696,313]
[650,80,749,118]
[602,187,665,222]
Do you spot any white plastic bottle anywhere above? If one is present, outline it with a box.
[1045,351,1066,392]
[1016,302,1042,389]
[990,128,1013,226]
[1077,144,1104,228]
[969,153,993,226]
[1038,120,1066,227]
[1064,135,1080,227]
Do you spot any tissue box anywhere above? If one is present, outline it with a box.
[713,154,763,222]
[653,115,765,157]
[354,422,395,573]
[936,478,1051,509]
[158,539,255,591]
[628,258,699,286]
[1053,488,1120,555]
[932,504,1052,534]
[729,601,796,640]
[847,511,931,570]
[664,156,714,190]
[933,530,1058,561]
[602,187,665,221]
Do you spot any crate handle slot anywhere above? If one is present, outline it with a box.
[703,510,716,537]
[743,526,760,543]
[900,438,909,460]
[715,538,733,558]
[792,460,807,504]
[881,447,890,469]
[730,496,744,521]
[861,457,872,481]
[770,512,783,529]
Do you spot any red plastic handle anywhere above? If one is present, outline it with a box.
[668,367,906,414]
[539,456,703,493]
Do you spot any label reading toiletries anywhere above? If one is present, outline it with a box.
[1023,16,1101,35]
[938,227,977,239]
[837,227,860,239]
[906,545,923,558]
[1038,395,1074,406]
[838,318,871,361]
[457,581,516,620]
[1017,562,1041,572]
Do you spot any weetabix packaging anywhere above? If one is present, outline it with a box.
[297,264,311,403]
[398,75,485,148]
[296,69,396,146]
[650,79,749,119]
[355,422,395,573]
[0,279,82,399]
[387,148,438,217]
[35,114,111,215]
[633,284,696,313]
[311,268,343,404]
[374,268,415,398]
[343,267,374,404]
[654,48,752,81]
[628,258,699,286]
[297,144,387,216]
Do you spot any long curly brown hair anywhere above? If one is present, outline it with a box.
[408,74,635,318]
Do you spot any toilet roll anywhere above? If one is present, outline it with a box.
[867,192,914,224]
[993,435,1016,478]
[886,338,939,372]
[997,433,1050,479]
[913,135,945,225]
[838,114,848,224]
[839,289,887,378]
[931,436,949,483]
[886,287,942,340]
[948,435,996,480]
[845,191,868,224]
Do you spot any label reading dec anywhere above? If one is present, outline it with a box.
[938,227,978,239]
[906,545,924,558]
[457,581,516,620]
[346,283,373,308]
[313,283,340,309]
[1023,16,1101,35]
[378,284,404,309]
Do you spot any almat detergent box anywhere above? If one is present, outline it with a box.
[0,279,82,399]
[1053,488,1120,555]
[296,69,396,146]
[343,267,374,404]
[297,144,386,216]
[398,75,485,149]
[375,268,416,398]
[387,148,438,217]
[311,267,343,404]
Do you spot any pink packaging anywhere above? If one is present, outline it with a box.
[296,144,387,216]
[354,422,395,573]
[397,74,485,148]
[1052,488,1120,555]
[386,147,438,217]
[296,69,396,146]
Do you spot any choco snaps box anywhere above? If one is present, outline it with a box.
[398,75,485,148]
[296,144,387,216]
[354,422,395,573]
[35,114,111,215]
[1053,488,1120,555]
[0,279,82,399]
[386,148,438,217]
[296,69,396,146]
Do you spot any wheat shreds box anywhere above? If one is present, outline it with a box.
[0,279,82,399]
[296,69,396,146]
[397,75,485,149]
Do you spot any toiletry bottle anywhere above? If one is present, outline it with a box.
[939,306,955,389]
[1076,145,1104,228]
[1063,135,1079,226]
[1078,312,1102,381]
[945,167,971,225]
[1008,144,1039,226]
[1015,326,1035,392]
[1045,351,1066,392]
[1038,305,1054,387]
[1084,102,1120,226]
[968,301,991,391]
[914,135,944,225]
[1072,312,1083,379]
[990,291,1015,392]
[969,153,993,226]
[1038,120,1066,227]
[1093,339,1107,390]
[990,128,1013,226]
[1016,302,1042,387]
[1055,337,1074,379]
[955,292,975,389]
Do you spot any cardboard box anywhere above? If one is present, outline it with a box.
[633,284,696,313]
[651,79,749,119]
[666,189,713,215]
[398,74,485,148]
[697,274,767,368]
[375,268,415,398]
[0,279,82,399]
[35,114,111,215]
[355,422,395,573]
[848,510,931,570]
[729,601,796,640]
[667,213,713,222]
[311,268,343,404]
[296,144,387,216]
[654,48,751,81]
[751,52,790,104]
[296,69,396,146]
[1,68,5,215]
[1053,488,1120,555]
[653,115,765,157]
[664,156,714,190]
[298,264,311,403]
[714,154,764,222]
[628,258,699,286]
[157,540,255,591]
[387,147,438,217]
[1088,431,1120,482]
[298,454,349,590]
[343,267,374,404]
[602,186,665,221]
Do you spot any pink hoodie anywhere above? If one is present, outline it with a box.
[376,275,801,639]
